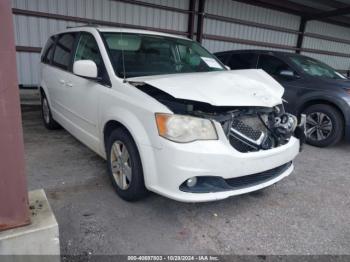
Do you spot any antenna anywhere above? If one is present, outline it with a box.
[118,5,127,83]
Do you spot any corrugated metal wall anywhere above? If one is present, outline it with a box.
[11,0,350,86]
[301,20,350,71]
[202,0,300,53]
[12,0,190,86]
[201,0,350,74]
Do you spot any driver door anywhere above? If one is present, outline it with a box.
[64,32,110,151]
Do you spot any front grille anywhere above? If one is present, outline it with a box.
[231,119,262,140]
[225,162,292,189]
[229,135,258,153]
[227,115,268,153]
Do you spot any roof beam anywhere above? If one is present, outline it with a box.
[305,6,350,20]
[311,0,348,9]
[232,0,316,16]
[232,0,350,28]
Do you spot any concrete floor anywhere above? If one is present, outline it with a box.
[22,106,350,256]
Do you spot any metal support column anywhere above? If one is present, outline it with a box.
[0,0,30,231]
[187,0,196,39]
[196,0,206,43]
[296,18,307,54]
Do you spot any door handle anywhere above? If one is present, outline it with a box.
[66,82,73,87]
[59,79,65,85]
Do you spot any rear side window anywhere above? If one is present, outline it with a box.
[41,36,56,64]
[228,53,257,70]
[52,33,76,70]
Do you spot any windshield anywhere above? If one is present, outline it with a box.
[101,33,225,78]
[289,55,346,80]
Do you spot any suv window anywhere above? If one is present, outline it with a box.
[41,36,56,64]
[228,53,257,70]
[52,33,76,70]
[215,53,230,65]
[74,33,109,83]
[257,55,292,76]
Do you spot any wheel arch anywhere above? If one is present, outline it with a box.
[39,86,45,99]
[101,115,159,189]
[39,83,51,105]
[298,98,345,125]
[103,120,134,153]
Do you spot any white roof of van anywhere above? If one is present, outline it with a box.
[62,26,189,40]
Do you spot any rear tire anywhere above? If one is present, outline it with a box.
[304,104,343,147]
[106,128,148,201]
[41,94,61,130]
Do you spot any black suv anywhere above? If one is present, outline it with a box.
[215,50,350,147]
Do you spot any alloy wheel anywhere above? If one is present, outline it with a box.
[306,112,333,142]
[110,141,132,190]
[42,98,50,124]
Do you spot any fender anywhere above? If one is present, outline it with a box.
[296,92,348,120]
[99,106,162,188]
[39,81,49,103]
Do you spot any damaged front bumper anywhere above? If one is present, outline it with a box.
[144,121,300,202]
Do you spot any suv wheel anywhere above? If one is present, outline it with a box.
[106,128,148,201]
[41,94,61,130]
[304,104,343,147]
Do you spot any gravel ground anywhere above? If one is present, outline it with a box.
[22,106,350,256]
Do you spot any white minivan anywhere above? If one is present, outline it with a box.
[40,26,304,202]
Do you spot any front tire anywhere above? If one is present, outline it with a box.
[304,104,343,147]
[41,94,61,130]
[106,128,148,201]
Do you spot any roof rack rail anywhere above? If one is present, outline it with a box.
[66,23,100,29]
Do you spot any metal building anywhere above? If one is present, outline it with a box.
[12,0,350,87]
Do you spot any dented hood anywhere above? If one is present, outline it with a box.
[128,69,284,107]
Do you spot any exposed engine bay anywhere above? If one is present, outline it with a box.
[133,83,304,152]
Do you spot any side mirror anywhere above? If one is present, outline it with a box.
[73,60,98,79]
[279,70,299,79]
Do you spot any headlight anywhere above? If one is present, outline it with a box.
[155,113,218,143]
